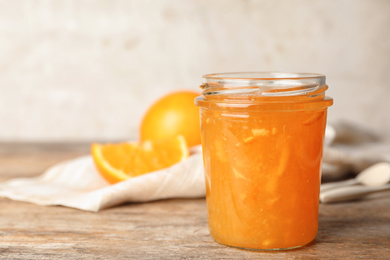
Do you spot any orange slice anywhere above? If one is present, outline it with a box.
[91,135,189,184]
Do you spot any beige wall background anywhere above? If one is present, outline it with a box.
[0,0,389,141]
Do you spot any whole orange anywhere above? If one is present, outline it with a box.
[140,90,201,147]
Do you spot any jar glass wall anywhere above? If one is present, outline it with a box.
[195,72,333,250]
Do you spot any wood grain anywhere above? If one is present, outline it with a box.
[0,143,389,259]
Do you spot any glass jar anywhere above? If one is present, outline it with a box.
[195,72,333,250]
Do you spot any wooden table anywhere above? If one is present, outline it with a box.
[0,143,389,259]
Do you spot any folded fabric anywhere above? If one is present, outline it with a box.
[1,120,388,211]
[0,152,205,212]
[322,121,390,181]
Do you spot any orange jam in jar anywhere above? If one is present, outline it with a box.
[195,72,333,250]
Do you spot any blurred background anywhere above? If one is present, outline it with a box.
[0,0,389,142]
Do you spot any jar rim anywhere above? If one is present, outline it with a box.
[197,71,332,111]
[203,72,325,82]
[201,71,327,97]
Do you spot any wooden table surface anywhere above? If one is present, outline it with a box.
[0,143,389,259]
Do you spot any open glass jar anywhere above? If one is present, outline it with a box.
[195,72,333,250]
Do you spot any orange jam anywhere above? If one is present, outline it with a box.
[195,72,333,250]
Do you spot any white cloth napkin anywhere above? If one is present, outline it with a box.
[1,121,388,211]
[322,121,390,181]
[0,151,205,212]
